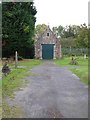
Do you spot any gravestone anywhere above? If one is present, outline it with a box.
[2,62,11,76]
[84,54,86,59]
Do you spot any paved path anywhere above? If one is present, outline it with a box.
[7,61,88,118]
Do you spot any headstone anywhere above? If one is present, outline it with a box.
[84,54,86,59]
[2,62,11,76]
[69,57,78,65]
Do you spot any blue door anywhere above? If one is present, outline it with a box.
[42,44,54,59]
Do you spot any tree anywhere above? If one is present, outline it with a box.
[58,25,64,37]
[76,24,88,48]
[88,28,90,48]
[52,26,58,35]
[35,24,48,39]
[52,25,81,38]
[61,37,76,48]
[2,2,37,58]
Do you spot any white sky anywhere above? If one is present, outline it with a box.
[34,0,89,28]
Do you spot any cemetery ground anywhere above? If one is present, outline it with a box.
[2,59,42,98]
[55,56,88,85]
[2,59,42,117]
[1,56,88,118]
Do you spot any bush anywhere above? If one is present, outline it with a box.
[69,57,78,65]
[18,56,23,61]
[62,48,88,56]
[2,57,8,60]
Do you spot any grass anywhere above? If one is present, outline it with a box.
[1,57,88,117]
[55,56,88,66]
[2,101,26,118]
[70,67,88,85]
[2,59,42,98]
[0,61,2,87]
[55,56,88,85]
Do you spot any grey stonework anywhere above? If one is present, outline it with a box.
[35,26,62,59]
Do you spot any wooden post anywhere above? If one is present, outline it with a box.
[70,46,71,52]
[15,51,18,69]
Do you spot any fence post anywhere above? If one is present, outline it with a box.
[15,51,18,69]
[81,48,82,55]
[70,46,71,52]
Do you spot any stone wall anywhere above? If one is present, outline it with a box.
[35,26,62,59]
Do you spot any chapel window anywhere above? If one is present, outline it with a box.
[47,33,49,36]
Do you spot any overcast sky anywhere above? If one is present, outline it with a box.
[34,0,89,28]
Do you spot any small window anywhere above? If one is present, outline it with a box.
[47,33,49,36]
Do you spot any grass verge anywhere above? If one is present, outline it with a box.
[2,59,41,117]
[70,67,88,85]
[2,59,42,98]
[2,101,26,118]
[55,56,88,66]
[55,56,88,85]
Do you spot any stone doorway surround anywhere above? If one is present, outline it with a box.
[35,26,62,59]
[39,44,56,60]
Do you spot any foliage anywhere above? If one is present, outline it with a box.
[2,2,37,58]
[52,24,88,49]
[76,24,88,48]
[18,55,23,61]
[88,28,90,48]
[52,25,81,38]
[62,48,88,56]
[35,24,48,40]
[61,37,76,48]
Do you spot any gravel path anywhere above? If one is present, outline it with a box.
[6,61,88,118]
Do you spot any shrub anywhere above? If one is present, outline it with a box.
[18,56,23,61]
[69,57,78,65]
